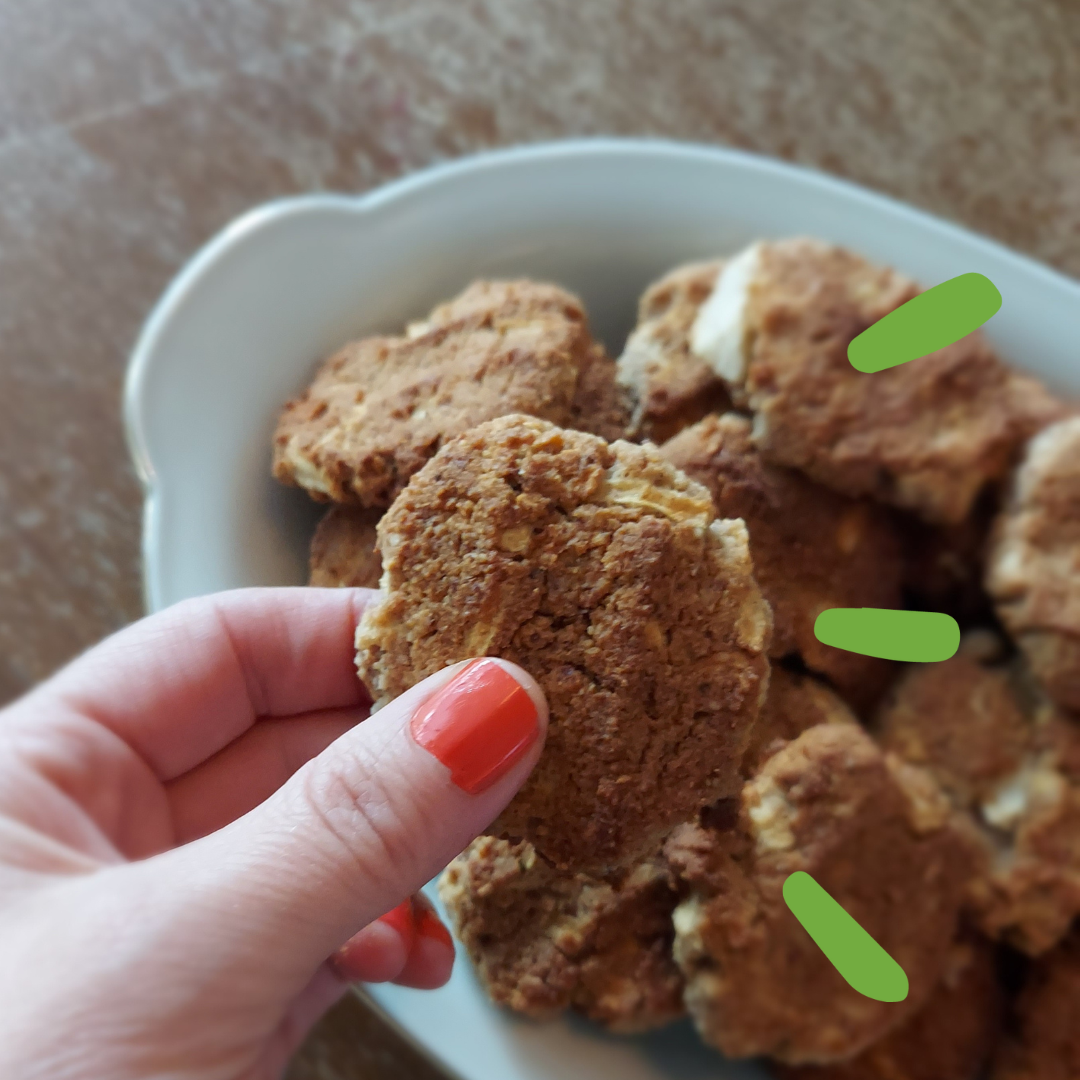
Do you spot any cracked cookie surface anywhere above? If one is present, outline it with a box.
[438,836,684,1032]
[355,414,772,871]
[666,724,973,1065]
[273,279,625,507]
[690,238,1064,525]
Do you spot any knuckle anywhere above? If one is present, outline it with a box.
[296,739,433,893]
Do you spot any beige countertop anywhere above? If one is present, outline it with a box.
[2,1,1078,1075]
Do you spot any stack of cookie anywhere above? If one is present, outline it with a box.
[272,240,1080,1079]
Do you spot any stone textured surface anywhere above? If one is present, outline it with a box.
[2,1,1080,1075]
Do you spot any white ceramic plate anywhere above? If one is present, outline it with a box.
[126,138,1080,1080]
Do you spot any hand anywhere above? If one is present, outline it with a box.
[0,588,547,1080]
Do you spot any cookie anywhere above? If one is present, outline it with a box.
[876,644,1080,955]
[661,413,904,711]
[615,260,731,443]
[773,931,1003,1080]
[354,414,772,871]
[568,341,634,445]
[273,279,625,507]
[689,238,1064,525]
[438,836,684,1032]
[308,506,383,589]
[740,664,858,778]
[987,416,1080,712]
[666,724,974,1065]
[992,932,1080,1080]
[899,492,997,626]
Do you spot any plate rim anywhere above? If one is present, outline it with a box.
[124,136,1080,610]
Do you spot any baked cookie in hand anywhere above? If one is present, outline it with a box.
[438,836,684,1032]
[615,260,731,443]
[355,414,772,872]
[876,641,1080,956]
[689,238,1064,525]
[666,724,974,1065]
[661,413,904,711]
[273,279,627,507]
[987,415,1080,712]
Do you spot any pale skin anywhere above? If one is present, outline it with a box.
[0,587,548,1080]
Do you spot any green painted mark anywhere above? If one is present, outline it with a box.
[848,272,1001,373]
[783,871,909,1003]
[814,608,959,663]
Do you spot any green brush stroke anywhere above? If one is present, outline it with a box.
[848,272,1001,373]
[783,871,909,1003]
[814,608,959,662]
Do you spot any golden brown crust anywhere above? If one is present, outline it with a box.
[876,651,1080,955]
[773,931,1004,1080]
[307,506,383,588]
[438,837,684,1032]
[992,933,1080,1080]
[714,239,1064,525]
[273,280,621,507]
[987,416,1080,711]
[661,413,903,711]
[568,342,633,444]
[616,261,731,443]
[740,665,858,778]
[355,415,772,872]
[875,652,1030,807]
[666,724,974,1065]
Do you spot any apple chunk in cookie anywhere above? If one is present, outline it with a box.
[987,416,1080,712]
[615,260,731,443]
[354,414,772,872]
[690,239,1064,525]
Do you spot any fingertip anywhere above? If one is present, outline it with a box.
[329,917,409,985]
[394,931,456,990]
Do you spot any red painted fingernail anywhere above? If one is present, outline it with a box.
[410,659,540,795]
[377,898,417,953]
[415,903,454,950]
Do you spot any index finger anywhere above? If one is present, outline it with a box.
[17,587,375,781]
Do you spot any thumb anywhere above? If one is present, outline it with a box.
[155,657,547,988]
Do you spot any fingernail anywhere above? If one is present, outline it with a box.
[414,897,454,950]
[410,658,540,795]
[377,898,417,953]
